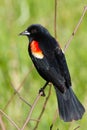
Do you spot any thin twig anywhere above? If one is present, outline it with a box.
[74,126,80,130]
[63,6,87,53]
[0,115,6,130]
[17,92,31,107]
[30,118,40,122]
[21,92,43,130]
[54,0,57,38]
[3,67,33,110]
[0,109,20,130]
[50,109,58,130]
[10,82,31,107]
[50,2,58,129]
[33,85,52,130]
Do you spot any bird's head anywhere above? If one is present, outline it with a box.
[19,24,50,40]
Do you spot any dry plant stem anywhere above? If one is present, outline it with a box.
[0,110,20,130]
[54,0,57,38]
[33,85,52,130]
[63,6,87,53]
[3,68,33,110]
[74,126,80,130]
[0,115,6,130]
[50,109,58,130]
[30,119,40,122]
[17,92,31,107]
[21,92,43,130]
[11,82,31,107]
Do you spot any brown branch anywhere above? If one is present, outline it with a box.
[50,109,58,130]
[0,115,6,130]
[0,109,20,130]
[10,82,31,107]
[20,84,51,130]
[33,85,52,130]
[30,118,40,122]
[74,126,80,130]
[54,0,58,38]
[63,5,87,53]
[20,91,43,130]
[3,67,33,110]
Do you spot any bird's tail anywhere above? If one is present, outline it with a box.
[55,86,85,122]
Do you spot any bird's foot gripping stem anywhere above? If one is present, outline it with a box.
[39,88,46,96]
[39,82,49,97]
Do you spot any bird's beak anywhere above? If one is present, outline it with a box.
[19,30,30,36]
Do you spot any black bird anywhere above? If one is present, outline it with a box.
[20,24,85,122]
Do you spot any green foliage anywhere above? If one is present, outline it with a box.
[0,0,87,130]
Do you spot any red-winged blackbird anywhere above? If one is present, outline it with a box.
[20,24,85,122]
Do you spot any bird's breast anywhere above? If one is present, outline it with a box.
[30,40,44,59]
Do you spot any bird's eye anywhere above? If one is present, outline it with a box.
[31,29,37,34]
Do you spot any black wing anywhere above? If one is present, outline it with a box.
[54,46,72,88]
[30,52,66,92]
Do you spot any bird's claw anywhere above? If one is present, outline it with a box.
[39,88,45,97]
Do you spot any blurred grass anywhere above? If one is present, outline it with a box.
[0,0,87,130]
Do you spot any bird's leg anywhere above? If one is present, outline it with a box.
[39,81,49,96]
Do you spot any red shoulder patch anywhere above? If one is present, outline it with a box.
[30,40,42,53]
[30,40,44,59]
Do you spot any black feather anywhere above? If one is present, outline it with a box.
[55,86,85,122]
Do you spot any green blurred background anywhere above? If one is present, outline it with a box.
[0,0,87,130]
